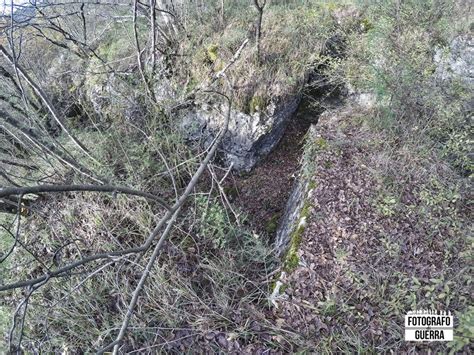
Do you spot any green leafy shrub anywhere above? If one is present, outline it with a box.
[195,195,237,248]
[449,306,474,353]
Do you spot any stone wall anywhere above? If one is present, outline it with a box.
[274,125,317,257]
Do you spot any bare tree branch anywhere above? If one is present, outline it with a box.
[99,76,235,354]
[1,108,104,183]
[0,184,171,210]
[253,0,266,63]
[132,0,157,104]
[0,44,95,161]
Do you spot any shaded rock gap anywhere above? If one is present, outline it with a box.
[224,97,319,238]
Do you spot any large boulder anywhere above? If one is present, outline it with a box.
[181,94,302,172]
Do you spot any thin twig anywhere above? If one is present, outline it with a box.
[0,195,22,263]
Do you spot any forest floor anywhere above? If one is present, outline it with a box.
[264,106,472,353]
[182,104,471,353]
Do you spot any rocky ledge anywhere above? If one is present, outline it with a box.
[181,94,302,172]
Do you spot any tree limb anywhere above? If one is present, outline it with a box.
[0,184,171,211]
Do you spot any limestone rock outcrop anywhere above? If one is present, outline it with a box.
[181,95,301,172]
[435,34,473,86]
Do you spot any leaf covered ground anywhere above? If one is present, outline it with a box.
[270,105,472,353]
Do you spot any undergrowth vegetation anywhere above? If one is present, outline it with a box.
[344,0,472,176]
[174,0,350,112]
[1,0,472,352]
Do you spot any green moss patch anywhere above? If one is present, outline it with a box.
[265,213,281,235]
[282,200,312,273]
[249,95,268,114]
[315,137,328,150]
[207,44,219,63]
[308,180,317,190]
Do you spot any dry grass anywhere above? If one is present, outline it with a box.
[2,184,278,352]
[174,1,351,112]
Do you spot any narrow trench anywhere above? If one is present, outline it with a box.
[224,99,316,237]
[225,76,344,238]
[221,39,345,239]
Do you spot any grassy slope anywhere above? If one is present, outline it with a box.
[173,0,345,112]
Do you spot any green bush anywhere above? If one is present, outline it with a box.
[195,195,238,248]
[449,306,474,353]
